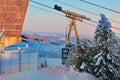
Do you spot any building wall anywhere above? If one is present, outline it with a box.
[0,0,29,48]
[0,37,22,50]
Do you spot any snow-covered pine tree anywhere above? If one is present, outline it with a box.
[44,59,48,67]
[40,59,48,68]
[66,38,93,73]
[93,14,120,80]
[118,37,120,54]
[77,38,94,73]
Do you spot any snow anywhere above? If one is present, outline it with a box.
[0,49,38,74]
[1,33,65,75]
[95,56,102,65]
[7,39,64,58]
[107,54,112,60]
[39,58,63,68]
[80,62,87,69]
[94,51,103,59]
[0,66,97,80]
[1,29,119,80]
[93,14,120,79]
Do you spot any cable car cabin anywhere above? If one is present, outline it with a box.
[62,48,69,65]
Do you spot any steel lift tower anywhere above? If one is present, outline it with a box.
[54,5,91,47]
[54,5,91,64]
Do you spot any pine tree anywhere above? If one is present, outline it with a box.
[66,38,94,73]
[40,59,48,68]
[65,14,120,80]
[93,14,120,80]
[77,38,94,73]
[41,63,44,68]
[44,59,48,67]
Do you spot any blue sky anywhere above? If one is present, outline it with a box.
[23,0,120,36]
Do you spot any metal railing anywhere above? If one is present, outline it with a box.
[0,49,38,75]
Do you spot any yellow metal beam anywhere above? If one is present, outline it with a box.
[66,18,79,47]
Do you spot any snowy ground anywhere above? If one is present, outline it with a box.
[0,51,63,75]
[0,66,97,80]
[1,33,65,74]
[39,58,63,68]
[0,33,98,80]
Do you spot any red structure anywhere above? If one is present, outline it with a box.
[0,0,29,48]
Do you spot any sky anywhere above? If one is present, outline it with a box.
[23,0,120,36]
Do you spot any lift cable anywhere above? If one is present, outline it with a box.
[54,0,120,24]
[30,0,54,9]
[82,21,120,36]
[83,20,120,33]
[89,20,120,31]
[30,0,120,31]
[80,0,120,14]
[29,4,95,27]
[29,5,64,16]
[83,22,96,27]
[29,1,120,34]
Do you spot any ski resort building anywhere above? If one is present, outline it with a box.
[0,0,29,49]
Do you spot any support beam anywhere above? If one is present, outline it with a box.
[66,18,79,47]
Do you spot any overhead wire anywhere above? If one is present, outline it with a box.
[30,0,98,26]
[30,0,120,35]
[54,0,120,24]
[54,0,120,31]
[29,4,94,28]
[80,0,120,14]
[82,21,120,35]
[30,0,54,9]
[30,5,120,35]
[29,5,64,16]
[89,20,120,31]
[82,21,96,27]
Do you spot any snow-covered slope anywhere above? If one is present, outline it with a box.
[0,66,97,80]
[6,41,64,58]
[6,33,66,58]
[22,32,65,44]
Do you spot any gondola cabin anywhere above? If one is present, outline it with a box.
[62,48,69,65]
